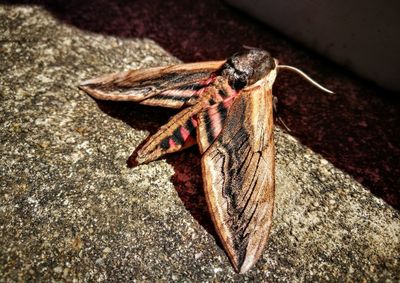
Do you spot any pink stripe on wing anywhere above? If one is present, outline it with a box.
[207,106,222,139]
[191,117,198,128]
[169,138,177,148]
[207,97,234,140]
[225,85,238,97]
[223,97,234,108]
[180,126,191,140]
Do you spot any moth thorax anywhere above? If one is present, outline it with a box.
[220,49,276,90]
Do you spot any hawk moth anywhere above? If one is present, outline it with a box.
[79,49,333,273]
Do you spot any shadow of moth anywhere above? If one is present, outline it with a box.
[79,49,333,273]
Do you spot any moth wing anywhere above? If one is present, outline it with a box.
[135,81,235,164]
[196,96,235,154]
[201,86,275,273]
[135,105,199,164]
[79,61,224,108]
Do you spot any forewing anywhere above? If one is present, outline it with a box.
[79,61,224,108]
[201,86,275,273]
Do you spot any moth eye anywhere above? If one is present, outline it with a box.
[233,79,246,90]
[232,73,248,90]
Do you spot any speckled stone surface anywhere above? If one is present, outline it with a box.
[0,1,399,282]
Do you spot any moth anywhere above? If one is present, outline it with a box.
[79,49,333,273]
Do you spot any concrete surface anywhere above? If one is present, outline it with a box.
[1,1,399,282]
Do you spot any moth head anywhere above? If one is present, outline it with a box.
[220,49,276,90]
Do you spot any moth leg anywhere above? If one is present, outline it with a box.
[271,95,291,132]
[273,95,278,113]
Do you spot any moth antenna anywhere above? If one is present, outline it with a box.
[277,65,334,94]
[242,45,257,50]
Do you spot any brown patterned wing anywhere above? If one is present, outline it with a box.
[197,96,235,153]
[79,61,224,108]
[135,105,199,164]
[201,85,275,273]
